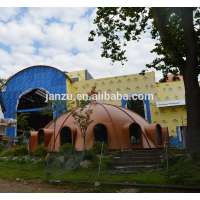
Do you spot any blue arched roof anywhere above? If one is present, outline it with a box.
[1,65,67,137]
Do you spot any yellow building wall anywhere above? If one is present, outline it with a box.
[151,81,187,136]
[66,78,77,110]
[66,70,91,110]
[155,81,185,101]
[72,72,156,106]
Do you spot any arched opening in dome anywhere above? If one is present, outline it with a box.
[38,129,45,145]
[93,124,108,143]
[156,124,162,145]
[129,123,142,145]
[60,127,72,145]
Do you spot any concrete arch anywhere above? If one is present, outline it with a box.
[1,65,67,137]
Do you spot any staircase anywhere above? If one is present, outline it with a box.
[109,148,166,173]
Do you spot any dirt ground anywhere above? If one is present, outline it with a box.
[0,179,77,193]
[0,179,136,193]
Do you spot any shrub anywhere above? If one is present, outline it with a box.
[166,157,200,185]
[59,143,74,154]
[0,145,28,157]
[14,145,28,156]
[84,150,97,161]
[93,142,108,154]
[32,145,47,157]
[0,144,5,152]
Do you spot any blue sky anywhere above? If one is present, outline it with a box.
[0,8,160,80]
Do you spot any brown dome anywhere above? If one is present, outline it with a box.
[29,102,169,152]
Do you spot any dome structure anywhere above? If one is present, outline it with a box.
[29,102,169,152]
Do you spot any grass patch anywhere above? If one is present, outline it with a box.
[0,160,45,180]
[0,148,199,188]
[166,157,200,185]
[0,158,166,185]
[0,145,28,157]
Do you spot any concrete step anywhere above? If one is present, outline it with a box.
[113,164,162,170]
[110,150,164,156]
[109,148,165,172]
[111,159,164,166]
[110,148,164,153]
[112,155,164,160]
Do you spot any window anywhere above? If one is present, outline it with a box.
[93,124,108,143]
[38,129,45,145]
[60,127,72,145]
[156,125,162,145]
[129,123,142,145]
[127,99,145,118]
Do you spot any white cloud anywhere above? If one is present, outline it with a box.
[28,7,87,24]
[0,8,19,22]
[0,21,44,46]
[0,8,161,81]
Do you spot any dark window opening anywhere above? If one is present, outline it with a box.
[71,77,79,83]
[60,127,72,145]
[93,124,108,143]
[156,125,162,145]
[38,129,45,145]
[129,123,142,145]
[127,99,145,118]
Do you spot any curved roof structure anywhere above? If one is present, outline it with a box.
[1,65,68,137]
[3,65,71,88]
[29,102,169,152]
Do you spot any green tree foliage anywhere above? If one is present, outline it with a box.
[89,8,200,154]
[0,78,6,91]
[17,113,31,131]
[89,8,199,76]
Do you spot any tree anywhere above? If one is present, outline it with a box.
[0,78,6,90]
[17,113,32,142]
[0,78,7,113]
[89,7,200,155]
[72,107,93,151]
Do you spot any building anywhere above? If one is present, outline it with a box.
[67,70,187,147]
[0,65,187,147]
[29,103,168,152]
[0,118,16,136]
[0,65,67,137]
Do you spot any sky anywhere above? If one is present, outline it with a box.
[0,7,162,80]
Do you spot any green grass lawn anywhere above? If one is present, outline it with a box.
[0,156,199,186]
[0,147,200,191]
[0,159,169,192]
[0,159,166,184]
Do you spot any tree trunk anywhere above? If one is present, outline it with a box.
[182,8,200,155]
[153,8,200,154]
